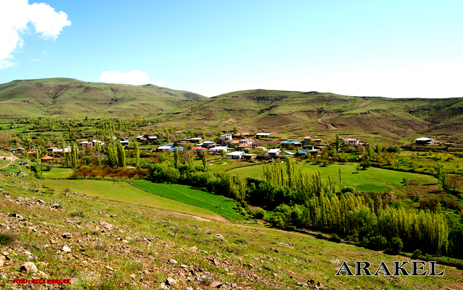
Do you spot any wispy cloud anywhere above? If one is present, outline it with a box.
[30,58,41,62]
[0,0,71,69]
[97,70,166,86]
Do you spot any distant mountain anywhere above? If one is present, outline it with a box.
[0,78,204,118]
[0,78,462,142]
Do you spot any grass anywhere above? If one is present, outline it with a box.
[38,179,222,220]
[226,162,437,193]
[41,166,74,179]
[1,173,463,289]
[132,180,246,221]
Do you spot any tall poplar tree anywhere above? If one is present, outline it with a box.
[117,143,126,167]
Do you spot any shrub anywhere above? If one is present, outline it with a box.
[330,234,341,243]
[412,249,422,259]
[253,209,266,219]
[368,235,388,250]
[388,237,403,254]
[0,232,15,246]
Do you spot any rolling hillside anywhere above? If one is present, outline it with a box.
[1,78,462,142]
[0,78,204,118]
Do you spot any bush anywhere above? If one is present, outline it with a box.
[342,186,355,193]
[412,249,422,259]
[330,234,341,243]
[269,212,285,228]
[0,232,15,246]
[253,209,266,219]
[368,235,388,250]
[388,237,403,254]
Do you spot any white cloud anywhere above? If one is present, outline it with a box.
[0,0,71,69]
[97,70,166,86]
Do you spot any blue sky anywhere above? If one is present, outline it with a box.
[1,0,462,98]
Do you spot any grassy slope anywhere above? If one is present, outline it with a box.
[219,162,437,192]
[0,78,204,118]
[38,179,219,220]
[1,174,463,289]
[1,79,463,142]
[132,181,245,221]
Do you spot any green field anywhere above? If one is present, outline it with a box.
[38,179,224,220]
[132,180,246,221]
[41,166,74,178]
[226,162,438,192]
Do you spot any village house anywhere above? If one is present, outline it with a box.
[343,138,360,146]
[267,148,281,157]
[239,138,254,144]
[225,151,245,159]
[415,137,433,145]
[209,146,228,154]
[302,136,312,142]
[220,134,232,141]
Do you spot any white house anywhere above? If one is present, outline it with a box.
[209,146,228,153]
[239,138,254,144]
[303,136,312,142]
[220,134,232,141]
[344,138,359,146]
[415,137,433,145]
[267,148,281,157]
[225,151,245,159]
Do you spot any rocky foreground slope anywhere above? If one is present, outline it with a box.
[1,174,463,289]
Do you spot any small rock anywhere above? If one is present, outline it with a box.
[0,259,4,267]
[106,266,114,271]
[169,259,178,264]
[296,282,303,286]
[189,246,198,253]
[62,246,71,253]
[210,281,223,288]
[37,199,45,204]
[24,251,37,260]
[20,262,38,273]
[214,234,228,242]
[166,277,176,286]
[52,204,61,209]
[62,232,72,239]
[50,240,56,244]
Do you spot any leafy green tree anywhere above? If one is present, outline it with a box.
[335,134,341,152]
[173,148,179,169]
[134,142,140,168]
[201,151,207,170]
[117,143,126,167]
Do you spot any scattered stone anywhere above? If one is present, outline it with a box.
[0,259,3,267]
[52,204,61,209]
[20,262,38,273]
[296,282,303,286]
[105,266,114,271]
[214,234,228,242]
[169,259,178,264]
[189,246,198,253]
[99,220,116,230]
[62,246,71,253]
[24,251,37,260]
[37,199,45,204]
[209,281,223,288]
[330,259,341,264]
[62,232,72,239]
[166,277,176,286]
[50,240,56,244]
[8,213,24,220]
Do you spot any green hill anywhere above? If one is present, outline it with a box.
[0,78,204,118]
[1,78,462,142]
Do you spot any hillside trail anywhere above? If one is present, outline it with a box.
[358,101,371,108]
[0,153,18,169]
[317,113,337,130]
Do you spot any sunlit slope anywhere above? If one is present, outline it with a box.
[0,78,204,117]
